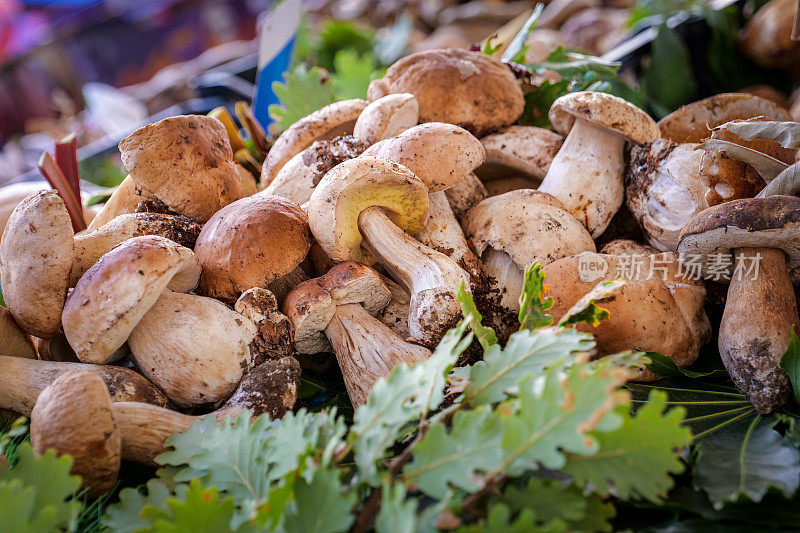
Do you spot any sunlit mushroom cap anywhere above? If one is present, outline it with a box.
[549,91,659,143]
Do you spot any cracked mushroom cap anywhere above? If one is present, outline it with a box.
[464,190,596,269]
[262,136,369,205]
[543,252,711,380]
[308,156,430,265]
[31,370,120,498]
[677,196,800,283]
[0,190,74,339]
[62,236,200,364]
[119,115,244,223]
[476,126,564,181]
[353,93,419,145]
[283,262,391,354]
[194,195,312,302]
[361,122,485,192]
[368,49,524,137]
[550,91,660,143]
[261,99,368,187]
[657,93,791,143]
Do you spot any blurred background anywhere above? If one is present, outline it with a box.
[0,0,798,188]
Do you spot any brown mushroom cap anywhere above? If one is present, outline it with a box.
[476,125,564,181]
[0,190,74,339]
[119,115,244,222]
[657,93,792,143]
[0,307,36,359]
[62,235,201,364]
[369,48,524,137]
[261,99,368,187]
[677,196,800,282]
[30,370,120,498]
[739,0,800,74]
[549,91,659,143]
[195,195,312,302]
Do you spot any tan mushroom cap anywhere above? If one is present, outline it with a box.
[463,190,595,269]
[30,370,121,498]
[476,126,564,181]
[0,307,36,359]
[550,92,660,143]
[195,195,312,302]
[544,252,711,379]
[0,182,48,241]
[308,156,430,265]
[657,93,792,143]
[0,190,74,339]
[353,93,419,145]
[283,262,391,354]
[368,48,524,137]
[261,99,368,187]
[119,115,244,223]
[62,235,201,364]
[677,196,800,283]
[361,122,485,192]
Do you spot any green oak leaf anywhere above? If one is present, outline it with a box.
[283,467,355,533]
[558,279,624,327]
[457,282,498,350]
[151,480,255,533]
[643,24,697,117]
[375,481,417,533]
[331,49,379,100]
[269,65,336,130]
[644,352,727,379]
[518,263,554,330]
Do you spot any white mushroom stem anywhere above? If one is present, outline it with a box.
[358,207,470,347]
[719,247,798,414]
[482,247,525,313]
[539,118,625,237]
[113,402,195,465]
[324,303,431,406]
[416,191,483,279]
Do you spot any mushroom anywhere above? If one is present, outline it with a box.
[657,93,791,143]
[739,0,800,77]
[62,235,201,365]
[352,93,419,145]
[368,49,524,137]
[538,92,659,237]
[558,7,629,55]
[0,191,201,339]
[543,251,711,381]
[0,307,36,359]
[0,182,49,239]
[463,190,595,333]
[476,125,564,194]
[261,136,369,205]
[308,156,470,347]
[677,196,800,413]
[31,360,299,494]
[261,99,368,187]
[86,175,151,231]
[235,287,295,359]
[284,262,430,405]
[194,194,313,303]
[600,239,657,256]
[537,0,599,29]
[375,274,412,340]
[444,172,487,221]
[118,115,245,223]
[0,354,172,416]
[34,334,81,363]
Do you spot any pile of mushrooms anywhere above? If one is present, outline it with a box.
[1,47,799,495]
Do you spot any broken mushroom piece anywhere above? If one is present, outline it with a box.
[463,190,595,332]
[235,287,295,360]
[0,354,171,416]
[119,115,245,223]
[352,93,419,145]
[678,196,800,413]
[32,360,299,490]
[368,49,524,137]
[284,262,430,406]
[62,235,200,365]
[261,99,368,187]
[543,251,711,381]
[194,194,312,303]
[0,307,36,359]
[476,125,564,192]
[309,156,470,347]
[539,92,659,237]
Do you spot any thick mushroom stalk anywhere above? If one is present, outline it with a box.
[308,156,471,348]
[0,355,172,415]
[678,196,800,413]
[284,262,430,406]
[538,92,659,237]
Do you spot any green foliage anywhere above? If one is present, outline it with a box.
[331,50,381,100]
[269,65,336,130]
[457,284,498,350]
[85,192,113,206]
[78,156,127,188]
[642,24,697,118]
[558,279,624,327]
[518,263,554,330]
[780,330,800,405]
[645,352,727,379]
[314,19,375,72]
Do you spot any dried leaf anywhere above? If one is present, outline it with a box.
[697,139,788,182]
[716,120,800,149]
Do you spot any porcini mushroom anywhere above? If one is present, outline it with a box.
[678,196,800,413]
[0,307,36,359]
[368,49,524,137]
[86,175,151,231]
[261,99,368,187]
[352,93,419,145]
[284,262,430,405]
[739,0,800,76]
[444,172,487,221]
[308,156,470,347]
[118,115,245,222]
[538,92,659,237]
[194,194,313,303]
[463,190,595,333]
